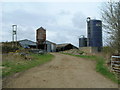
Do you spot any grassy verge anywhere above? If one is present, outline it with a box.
[62,53,120,84]
[2,53,54,77]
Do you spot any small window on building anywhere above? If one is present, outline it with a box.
[96,23,101,27]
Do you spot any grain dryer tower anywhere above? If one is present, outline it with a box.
[36,27,46,50]
[87,17,102,49]
[12,25,17,47]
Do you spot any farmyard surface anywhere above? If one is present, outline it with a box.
[3,53,118,88]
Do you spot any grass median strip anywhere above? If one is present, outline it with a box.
[62,53,120,84]
[2,53,54,77]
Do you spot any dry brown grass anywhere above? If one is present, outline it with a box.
[2,53,54,77]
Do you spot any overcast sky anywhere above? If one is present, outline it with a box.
[1,1,106,47]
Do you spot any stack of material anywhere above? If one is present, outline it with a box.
[62,49,85,55]
[111,56,120,73]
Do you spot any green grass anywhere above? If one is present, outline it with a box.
[62,53,120,84]
[2,54,54,77]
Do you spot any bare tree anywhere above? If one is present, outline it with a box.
[101,1,120,55]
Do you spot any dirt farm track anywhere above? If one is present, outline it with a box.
[3,53,118,88]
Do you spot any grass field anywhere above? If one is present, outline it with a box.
[62,53,120,84]
[2,53,54,77]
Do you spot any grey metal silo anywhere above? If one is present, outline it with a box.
[79,35,87,47]
[87,18,102,47]
[90,20,102,47]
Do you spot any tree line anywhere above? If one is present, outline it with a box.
[102,1,120,55]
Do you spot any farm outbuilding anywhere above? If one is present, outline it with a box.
[18,39,36,49]
[45,40,56,52]
[56,43,78,52]
[36,27,46,50]
[18,39,56,52]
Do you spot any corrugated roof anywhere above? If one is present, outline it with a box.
[56,43,71,48]
[18,39,36,48]
[45,40,56,45]
[18,39,56,48]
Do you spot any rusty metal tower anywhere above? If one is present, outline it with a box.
[36,27,46,50]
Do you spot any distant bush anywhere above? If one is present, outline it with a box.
[102,46,115,54]
[2,46,19,53]
[101,46,116,59]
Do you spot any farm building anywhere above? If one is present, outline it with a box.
[18,39,56,52]
[19,39,36,49]
[79,18,103,53]
[36,27,46,50]
[56,43,78,52]
[45,40,56,52]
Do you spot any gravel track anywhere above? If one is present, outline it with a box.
[3,53,118,88]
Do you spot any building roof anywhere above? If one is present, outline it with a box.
[56,43,78,50]
[18,39,36,48]
[18,39,56,48]
[37,27,46,31]
[56,43,71,48]
[45,40,56,45]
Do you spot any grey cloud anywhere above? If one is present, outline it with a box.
[58,10,70,15]
[46,26,86,47]
[2,24,36,42]
[2,9,57,42]
[3,9,57,26]
[17,26,35,41]
[72,12,86,29]
[2,24,12,42]
[2,9,87,47]
[48,32,72,44]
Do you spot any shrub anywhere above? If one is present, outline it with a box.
[2,46,19,53]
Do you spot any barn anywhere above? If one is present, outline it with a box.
[56,43,78,52]
[18,39,56,52]
[18,39,36,49]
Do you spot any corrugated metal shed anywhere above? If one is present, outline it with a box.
[19,39,36,48]
[18,39,56,52]
[45,40,56,52]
